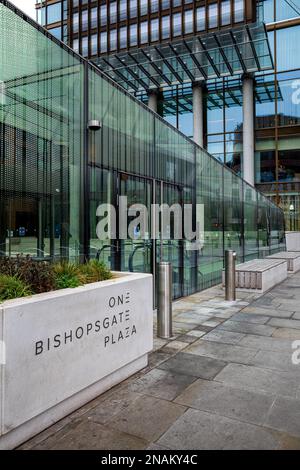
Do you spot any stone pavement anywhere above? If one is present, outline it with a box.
[19,273,300,450]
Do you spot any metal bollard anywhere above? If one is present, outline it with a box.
[158,262,173,339]
[225,250,236,301]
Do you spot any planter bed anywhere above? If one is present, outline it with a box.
[0,272,153,449]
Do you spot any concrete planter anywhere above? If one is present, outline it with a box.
[286,232,300,252]
[0,272,153,449]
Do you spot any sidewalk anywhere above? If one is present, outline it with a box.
[20,274,300,450]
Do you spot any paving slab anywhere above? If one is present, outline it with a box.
[128,369,197,401]
[162,341,188,353]
[230,312,270,324]
[265,397,300,437]
[185,330,207,338]
[242,306,293,318]
[157,408,290,450]
[239,334,294,352]
[45,421,149,450]
[185,340,257,364]
[218,320,276,336]
[105,395,186,442]
[215,363,299,398]
[201,330,246,345]
[268,318,300,330]
[176,334,200,344]
[174,379,275,426]
[83,387,143,425]
[250,349,300,375]
[272,328,300,340]
[158,352,227,380]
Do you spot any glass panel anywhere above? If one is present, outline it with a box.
[120,175,152,274]
[0,3,84,261]
[244,184,259,261]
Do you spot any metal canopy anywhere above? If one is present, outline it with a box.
[96,23,274,94]
[137,79,282,115]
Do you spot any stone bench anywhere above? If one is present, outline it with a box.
[267,251,300,273]
[222,258,288,293]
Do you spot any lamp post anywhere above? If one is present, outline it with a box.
[289,203,295,231]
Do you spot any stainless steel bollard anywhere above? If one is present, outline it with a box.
[158,262,173,339]
[225,250,236,301]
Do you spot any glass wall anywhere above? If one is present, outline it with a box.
[0,1,285,300]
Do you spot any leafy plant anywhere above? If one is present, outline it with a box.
[53,262,82,290]
[78,259,112,284]
[0,275,32,302]
[0,255,55,294]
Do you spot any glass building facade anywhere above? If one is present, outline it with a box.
[37,1,300,232]
[1,0,285,301]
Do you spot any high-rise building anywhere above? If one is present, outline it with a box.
[36,1,300,231]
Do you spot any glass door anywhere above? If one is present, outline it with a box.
[119,173,152,274]
[157,182,184,300]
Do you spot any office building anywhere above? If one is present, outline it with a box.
[36,0,300,230]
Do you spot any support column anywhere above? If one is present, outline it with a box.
[243,74,255,186]
[147,89,159,113]
[192,82,204,148]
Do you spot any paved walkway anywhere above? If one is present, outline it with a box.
[20,273,300,450]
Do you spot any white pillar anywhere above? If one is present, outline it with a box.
[243,75,255,186]
[147,89,159,113]
[193,82,204,148]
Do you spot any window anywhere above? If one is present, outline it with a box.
[81,10,88,32]
[276,0,300,21]
[161,0,170,9]
[234,0,244,23]
[100,4,107,26]
[100,32,107,52]
[130,24,138,46]
[91,34,97,56]
[140,0,148,16]
[130,0,138,18]
[196,7,205,31]
[221,0,231,26]
[120,0,127,21]
[110,29,117,50]
[110,2,117,24]
[47,2,61,24]
[151,18,159,42]
[173,13,182,37]
[91,8,97,29]
[81,36,88,56]
[162,16,170,39]
[48,26,62,40]
[72,12,79,33]
[140,21,148,44]
[208,3,218,29]
[72,37,79,52]
[276,26,300,72]
[120,26,127,49]
[37,7,46,25]
[151,1,159,13]
[184,9,193,34]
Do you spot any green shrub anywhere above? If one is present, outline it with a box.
[53,262,82,290]
[0,255,55,294]
[78,259,112,284]
[0,275,32,302]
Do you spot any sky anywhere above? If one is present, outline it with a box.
[10,0,36,19]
